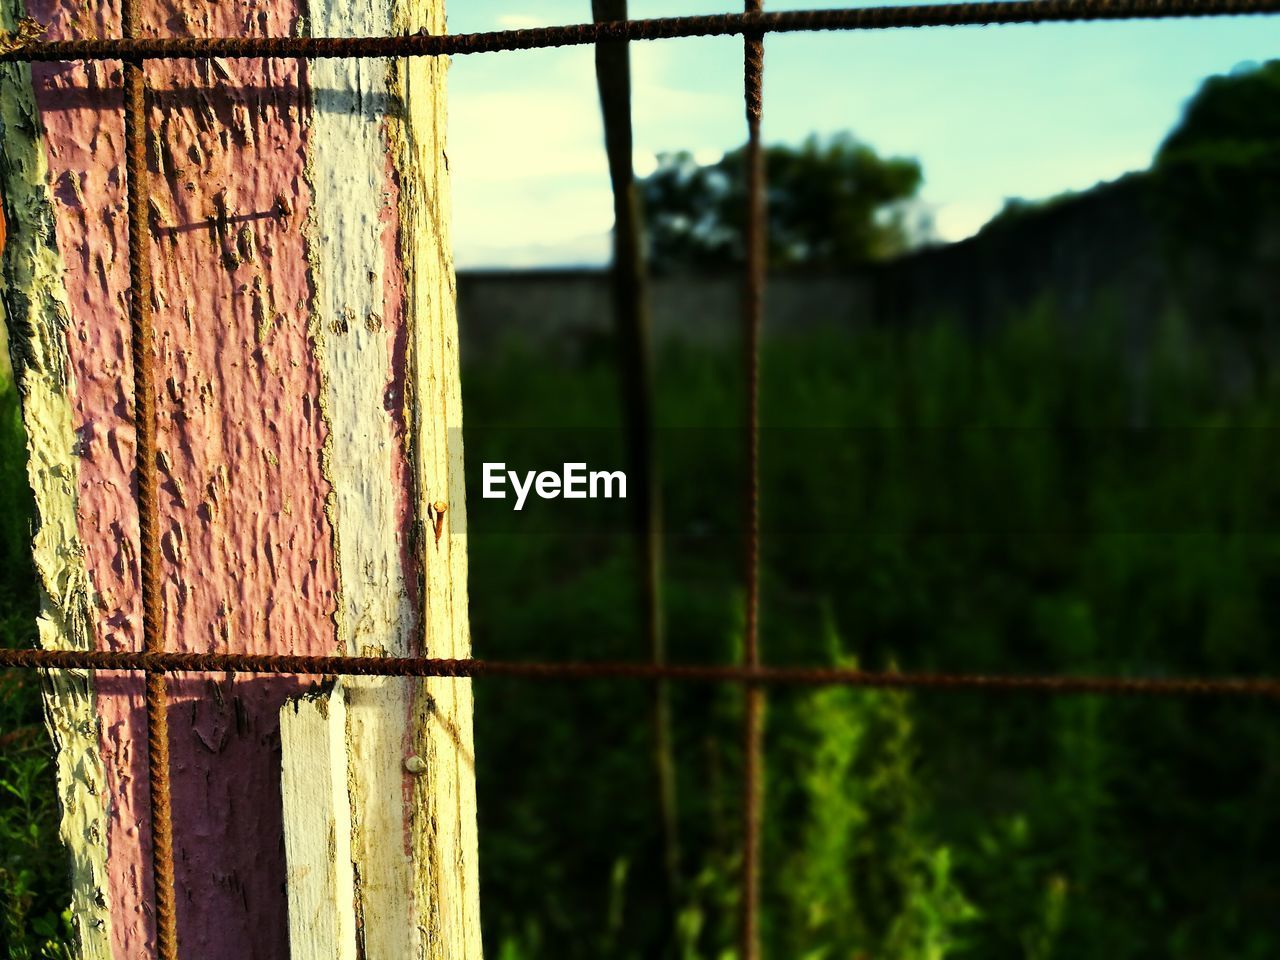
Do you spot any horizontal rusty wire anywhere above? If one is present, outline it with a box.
[2,647,1280,697]
[3,0,1280,63]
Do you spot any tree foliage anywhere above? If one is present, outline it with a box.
[1146,59,1280,375]
[1152,59,1280,254]
[640,133,924,271]
[1156,59,1280,164]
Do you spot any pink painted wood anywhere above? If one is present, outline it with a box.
[23,0,420,955]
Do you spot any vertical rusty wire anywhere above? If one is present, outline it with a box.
[121,0,178,954]
[591,0,683,933]
[741,1,765,957]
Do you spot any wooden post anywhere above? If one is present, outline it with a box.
[0,0,480,956]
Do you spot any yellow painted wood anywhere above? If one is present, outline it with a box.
[0,13,113,955]
[284,0,482,954]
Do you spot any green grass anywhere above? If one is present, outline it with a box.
[3,301,1280,958]
[463,303,1280,958]
[0,377,73,960]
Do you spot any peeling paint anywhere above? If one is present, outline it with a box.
[16,0,339,954]
[11,0,476,953]
[302,0,421,953]
[386,0,482,951]
[0,2,113,953]
[307,0,411,661]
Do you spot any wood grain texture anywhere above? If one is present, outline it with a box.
[304,0,419,952]
[2,0,480,953]
[388,4,484,951]
[280,683,358,960]
[0,7,113,953]
[294,0,482,951]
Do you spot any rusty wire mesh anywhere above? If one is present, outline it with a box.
[3,3,1280,958]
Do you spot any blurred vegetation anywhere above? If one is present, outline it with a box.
[463,302,1280,959]
[988,58,1280,271]
[470,61,1280,958]
[1150,59,1280,382]
[0,379,73,959]
[1155,59,1280,172]
[640,133,925,271]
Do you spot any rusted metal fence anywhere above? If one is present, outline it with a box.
[4,2,1280,958]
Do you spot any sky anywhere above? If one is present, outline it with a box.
[443,1,1280,268]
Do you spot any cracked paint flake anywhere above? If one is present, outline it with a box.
[0,5,113,954]
[5,0,478,955]
[10,0,338,954]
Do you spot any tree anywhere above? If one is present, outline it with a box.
[1156,59,1280,164]
[1150,59,1280,378]
[640,132,924,271]
[1150,60,1280,246]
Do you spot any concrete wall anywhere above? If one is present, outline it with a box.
[455,174,1280,365]
[455,269,876,359]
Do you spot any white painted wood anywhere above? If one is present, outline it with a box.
[281,683,358,960]
[290,0,483,955]
[303,0,422,954]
